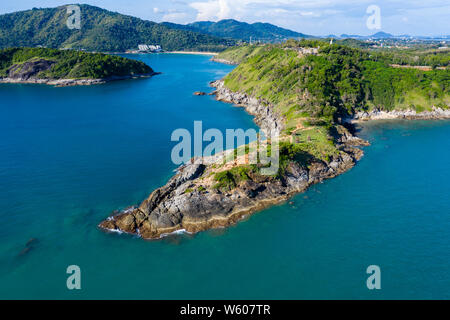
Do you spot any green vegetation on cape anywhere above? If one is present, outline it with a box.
[0,47,153,79]
[0,5,234,52]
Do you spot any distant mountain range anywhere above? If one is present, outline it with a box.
[338,31,450,40]
[163,19,312,42]
[0,5,234,52]
[0,4,447,53]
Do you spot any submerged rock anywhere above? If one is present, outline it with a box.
[25,238,38,247]
[18,237,39,257]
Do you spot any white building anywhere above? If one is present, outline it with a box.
[138,44,162,53]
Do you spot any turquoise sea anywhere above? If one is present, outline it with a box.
[0,54,449,299]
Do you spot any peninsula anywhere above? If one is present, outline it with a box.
[100,40,449,239]
[0,48,157,86]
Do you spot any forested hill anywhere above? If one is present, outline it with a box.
[163,19,312,42]
[0,47,153,80]
[0,5,235,52]
[219,41,450,126]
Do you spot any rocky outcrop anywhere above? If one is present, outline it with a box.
[99,144,364,239]
[7,59,55,80]
[211,80,284,135]
[211,57,238,65]
[99,80,368,240]
[349,107,450,122]
[0,73,158,87]
[0,77,106,86]
[333,125,370,147]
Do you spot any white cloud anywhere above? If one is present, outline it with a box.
[163,12,188,22]
[190,0,232,20]
[152,6,189,22]
[188,0,366,22]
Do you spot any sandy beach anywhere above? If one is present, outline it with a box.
[165,51,218,56]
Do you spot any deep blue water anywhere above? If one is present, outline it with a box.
[0,54,449,299]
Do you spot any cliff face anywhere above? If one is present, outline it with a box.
[211,57,237,65]
[99,81,367,239]
[7,59,55,80]
[211,80,284,135]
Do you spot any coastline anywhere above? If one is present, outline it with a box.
[99,58,450,240]
[348,108,450,122]
[0,72,159,87]
[98,80,367,240]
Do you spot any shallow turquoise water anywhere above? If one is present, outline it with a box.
[0,54,449,299]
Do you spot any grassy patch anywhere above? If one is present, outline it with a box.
[215,45,267,64]
[213,166,254,191]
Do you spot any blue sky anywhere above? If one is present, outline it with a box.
[1,1,449,36]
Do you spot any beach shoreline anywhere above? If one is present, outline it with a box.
[165,51,219,56]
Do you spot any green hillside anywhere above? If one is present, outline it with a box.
[213,45,269,64]
[0,5,235,52]
[222,41,449,124]
[0,47,153,79]
[217,41,449,163]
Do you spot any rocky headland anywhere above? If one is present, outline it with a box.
[99,42,449,240]
[99,80,368,239]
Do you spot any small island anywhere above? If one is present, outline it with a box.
[0,47,158,86]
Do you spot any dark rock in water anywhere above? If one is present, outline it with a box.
[25,238,38,247]
[18,238,39,257]
[194,91,207,96]
[19,247,31,256]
